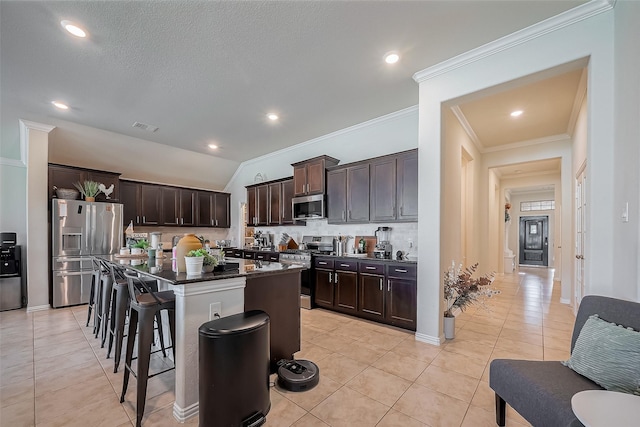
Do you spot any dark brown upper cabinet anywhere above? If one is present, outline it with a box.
[120,180,140,226]
[246,186,257,226]
[213,193,230,228]
[161,187,180,226]
[48,163,120,202]
[281,179,295,225]
[255,184,269,226]
[140,184,161,225]
[327,164,370,223]
[396,151,418,221]
[327,149,417,224]
[268,182,282,226]
[292,155,340,197]
[198,191,230,228]
[179,189,197,226]
[370,157,397,222]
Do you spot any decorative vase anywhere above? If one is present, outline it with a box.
[175,234,203,273]
[444,316,456,339]
[85,196,96,202]
[185,256,204,275]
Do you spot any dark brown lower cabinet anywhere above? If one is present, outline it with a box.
[358,274,385,319]
[386,264,417,330]
[334,270,357,312]
[313,258,417,331]
[314,269,334,307]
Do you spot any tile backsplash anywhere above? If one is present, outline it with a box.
[254,219,418,259]
[131,226,229,249]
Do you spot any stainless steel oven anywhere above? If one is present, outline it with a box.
[279,251,312,309]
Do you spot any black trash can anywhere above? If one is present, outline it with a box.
[199,310,270,427]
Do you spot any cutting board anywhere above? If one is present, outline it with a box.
[355,236,376,256]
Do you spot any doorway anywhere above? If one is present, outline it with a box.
[519,216,549,266]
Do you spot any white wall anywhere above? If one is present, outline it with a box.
[441,109,483,272]
[613,0,640,301]
[224,107,419,246]
[48,119,239,191]
[415,5,618,342]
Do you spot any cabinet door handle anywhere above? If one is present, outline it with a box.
[380,278,383,291]
[341,211,345,220]
[365,266,376,270]
[400,206,403,216]
[215,219,218,226]
[136,216,140,224]
[143,216,146,223]
[211,219,214,226]
[340,264,350,267]
[329,272,332,282]
[335,272,338,284]
[348,210,351,220]
[388,280,391,292]
[176,217,179,224]
[395,268,408,273]
[181,218,184,225]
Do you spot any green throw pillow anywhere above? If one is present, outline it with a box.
[562,314,640,395]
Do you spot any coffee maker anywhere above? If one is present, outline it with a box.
[373,227,392,259]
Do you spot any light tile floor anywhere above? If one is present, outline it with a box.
[0,267,575,426]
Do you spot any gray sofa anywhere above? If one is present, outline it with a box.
[489,295,640,427]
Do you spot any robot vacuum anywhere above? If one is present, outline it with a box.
[276,359,319,392]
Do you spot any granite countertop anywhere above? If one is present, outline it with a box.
[313,254,418,264]
[98,255,303,285]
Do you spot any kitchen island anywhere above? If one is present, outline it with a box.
[99,255,303,422]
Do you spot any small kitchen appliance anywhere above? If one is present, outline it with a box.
[0,232,22,311]
[373,227,393,259]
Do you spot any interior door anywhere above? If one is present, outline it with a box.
[575,167,587,309]
[519,216,549,266]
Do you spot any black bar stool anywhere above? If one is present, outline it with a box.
[120,270,176,427]
[107,264,167,373]
[86,258,102,329]
[95,259,114,345]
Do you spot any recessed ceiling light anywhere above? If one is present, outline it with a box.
[51,101,69,110]
[510,110,524,117]
[61,20,87,38]
[208,144,218,150]
[384,52,400,64]
[267,113,279,121]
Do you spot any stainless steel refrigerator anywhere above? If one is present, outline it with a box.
[51,199,123,308]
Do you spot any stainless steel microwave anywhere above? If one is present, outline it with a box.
[292,194,325,220]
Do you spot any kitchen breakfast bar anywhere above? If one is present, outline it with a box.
[98,255,303,422]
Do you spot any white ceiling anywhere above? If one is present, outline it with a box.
[1,0,587,167]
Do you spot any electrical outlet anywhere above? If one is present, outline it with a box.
[209,302,222,320]
[407,239,413,248]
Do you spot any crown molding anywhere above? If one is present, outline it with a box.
[567,67,588,136]
[450,105,484,152]
[501,169,561,181]
[481,133,571,154]
[413,0,615,83]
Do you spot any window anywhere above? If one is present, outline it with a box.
[520,200,555,212]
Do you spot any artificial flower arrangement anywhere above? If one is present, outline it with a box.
[443,261,498,317]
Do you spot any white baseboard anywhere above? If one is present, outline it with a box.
[415,332,442,346]
[560,298,571,305]
[26,304,51,313]
[173,401,198,423]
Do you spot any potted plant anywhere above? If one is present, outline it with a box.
[131,239,150,255]
[443,261,497,339]
[185,248,208,275]
[73,180,102,202]
[196,249,219,273]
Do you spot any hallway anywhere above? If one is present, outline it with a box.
[0,267,575,426]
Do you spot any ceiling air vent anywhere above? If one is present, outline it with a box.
[132,121,159,132]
